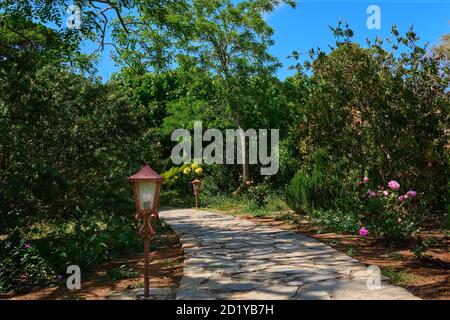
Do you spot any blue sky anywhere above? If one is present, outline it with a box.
[84,0,450,82]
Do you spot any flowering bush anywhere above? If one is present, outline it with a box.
[161,162,203,185]
[357,177,419,242]
[160,162,206,206]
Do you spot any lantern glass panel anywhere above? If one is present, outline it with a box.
[137,180,157,211]
[193,183,199,192]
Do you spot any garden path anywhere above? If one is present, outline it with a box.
[161,208,418,300]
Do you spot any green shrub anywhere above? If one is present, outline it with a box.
[32,215,143,275]
[310,209,359,233]
[160,189,193,208]
[200,164,239,198]
[246,180,271,208]
[285,151,357,214]
[285,167,324,213]
[265,193,291,212]
[290,26,449,217]
[358,179,420,242]
[0,238,54,293]
[286,166,421,241]
[160,162,206,207]
[0,213,167,293]
[447,204,450,229]
[106,265,140,281]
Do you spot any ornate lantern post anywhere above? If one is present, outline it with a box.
[192,178,202,208]
[128,164,162,298]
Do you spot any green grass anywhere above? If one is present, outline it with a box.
[204,194,293,220]
[381,267,414,286]
[204,194,362,237]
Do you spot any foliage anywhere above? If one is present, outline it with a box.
[200,164,240,198]
[31,215,143,274]
[447,204,450,229]
[159,162,206,207]
[432,32,450,68]
[381,267,413,286]
[309,209,360,234]
[1,0,449,293]
[285,24,449,241]
[357,178,419,242]
[0,238,53,293]
[106,265,140,281]
[285,150,359,214]
[204,191,291,218]
[115,0,296,185]
[410,236,438,260]
[0,214,171,294]
[246,180,272,207]
[286,152,424,240]
[0,23,156,229]
[162,162,204,187]
[290,24,449,215]
[0,18,159,293]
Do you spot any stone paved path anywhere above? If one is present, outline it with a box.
[161,208,418,300]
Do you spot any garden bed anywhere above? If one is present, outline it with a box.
[0,231,184,300]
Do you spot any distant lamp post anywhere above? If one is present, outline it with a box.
[128,164,162,298]
[192,178,202,208]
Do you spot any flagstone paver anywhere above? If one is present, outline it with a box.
[160,208,418,300]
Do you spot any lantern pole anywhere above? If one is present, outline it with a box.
[128,164,162,300]
[192,179,201,209]
[143,218,150,298]
[137,209,157,298]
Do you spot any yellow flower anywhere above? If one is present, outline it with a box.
[183,167,191,175]
[195,167,203,175]
[191,162,199,170]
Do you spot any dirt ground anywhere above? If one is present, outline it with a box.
[237,214,449,300]
[1,231,184,300]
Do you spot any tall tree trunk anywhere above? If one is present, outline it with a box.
[232,115,251,196]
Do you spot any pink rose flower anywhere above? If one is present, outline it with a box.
[388,180,400,190]
[359,227,369,237]
[406,190,417,198]
[383,190,389,196]
[363,176,369,183]
[398,195,406,202]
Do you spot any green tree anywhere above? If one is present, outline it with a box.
[289,23,449,215]
[433,32,450,70]
[0,22,151,230]
[115,0,296,192]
